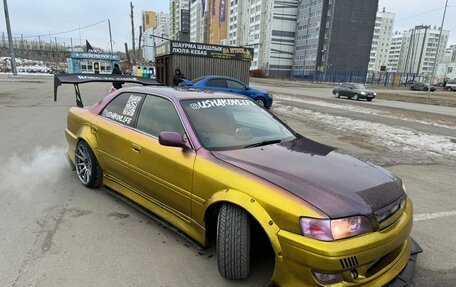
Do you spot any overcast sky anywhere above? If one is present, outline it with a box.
[1,0,455,52]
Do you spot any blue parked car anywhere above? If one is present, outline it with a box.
[179,76,273,108]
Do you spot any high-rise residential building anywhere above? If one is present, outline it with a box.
[170,0,190,41]
[142,11,157,31]
[190,0,202,42]
[368,9,395,72]
[395,25,449,76]
[189,0,209,43]
[208,0,229,45]
[292,0,378,78]
[143,13,170,62]
[388,32,404,72]
[227,0,249,46]
[244,0,298,77]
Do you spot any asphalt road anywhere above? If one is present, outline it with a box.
[1,75,455,286]
[250,82,456,117]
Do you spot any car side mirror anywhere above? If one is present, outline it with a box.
[245,86,250,90]
[159,132,187,148]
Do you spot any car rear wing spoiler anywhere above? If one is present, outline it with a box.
[54,73,163,107]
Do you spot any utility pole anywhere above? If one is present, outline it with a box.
[130,2,136,64]
[3,0,17,75]
[138,25,143,63]
[428,0,448,100]
[108,19,114,54]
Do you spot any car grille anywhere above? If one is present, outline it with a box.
[340,256,359,269]
[375,195,406,229]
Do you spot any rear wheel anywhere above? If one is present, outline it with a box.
[447,87,453,92]
[217,204,251,280]
[75,141,102,188]
[424,87,429,91]
[352,94,359,101]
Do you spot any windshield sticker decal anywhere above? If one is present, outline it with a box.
[122,95,142,117]
[102,109,132,125]
[190,99,254,109]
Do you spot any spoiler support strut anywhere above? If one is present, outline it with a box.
[74,84,83,108]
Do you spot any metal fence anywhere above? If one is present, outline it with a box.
[291,71,420,86]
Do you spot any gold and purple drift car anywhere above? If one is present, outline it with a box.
[59,75,421,286]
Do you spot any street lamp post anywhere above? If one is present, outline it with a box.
[428,0,448,99]
[3,0,17,75]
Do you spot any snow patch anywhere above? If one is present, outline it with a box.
[275,95,456,130]
[273,104,456,159]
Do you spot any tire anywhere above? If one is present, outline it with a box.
[447,87,453,92]
[424,87,428,91]
[255,98,266,108]
[75,141,102,188]
[410,87,414,91]
[334,92,340,98]
[217,204,250,280]
[367,98,373,102]
[352,94,359,101]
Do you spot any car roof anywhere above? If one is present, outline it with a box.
[203,75,243,82]
[117,86,247,101]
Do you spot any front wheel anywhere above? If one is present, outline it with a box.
[217,204,251,280]
[334,92,340,98]
[424,87,429,91]
[352,94,359,101]
[367,98,373,102]
[75,141,102,188]
[447,87,453,92]
[255,98,266,108]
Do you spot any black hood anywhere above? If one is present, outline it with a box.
[212,136,405,220]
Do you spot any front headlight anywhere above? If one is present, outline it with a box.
[374,92,377,96]
[300,216,372,241]
[361,92,367,95]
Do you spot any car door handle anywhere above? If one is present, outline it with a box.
[91,126,98,134]
[131,143,141,153]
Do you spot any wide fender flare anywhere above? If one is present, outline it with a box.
[207,189,284,263]
[72,124,102,164]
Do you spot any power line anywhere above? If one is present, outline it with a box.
[16,19,109,39]
[396,7,444,22]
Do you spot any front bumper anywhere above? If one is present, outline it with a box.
[270,198,420,286]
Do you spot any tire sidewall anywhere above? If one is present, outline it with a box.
[75,141,102,188]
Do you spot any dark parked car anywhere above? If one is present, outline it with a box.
[332,83,376,101]
[410,82,436,92]
[179,75,273,108]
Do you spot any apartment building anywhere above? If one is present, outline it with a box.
[169,0,190,41]
[396,25,449,76]
[368,9,395,72]
[292,0,378,77]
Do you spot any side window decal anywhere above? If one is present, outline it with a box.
[123,95,142,117]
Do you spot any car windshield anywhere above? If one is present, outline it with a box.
[353,84,366,89]
[191,76,205,84]
[181,98,295,150]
